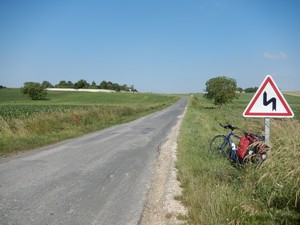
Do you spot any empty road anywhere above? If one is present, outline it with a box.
[0,97,188,225]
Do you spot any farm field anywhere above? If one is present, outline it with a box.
[0,88,179,156]
[176,93,300,224]
[285,91,300,97]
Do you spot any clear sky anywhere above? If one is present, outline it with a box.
[1,0,299,93]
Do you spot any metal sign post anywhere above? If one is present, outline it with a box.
[265,117,270,144]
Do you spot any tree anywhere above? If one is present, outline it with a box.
[54,80,73,88]
[99,80,138,92]
[41,81,53,88]
[74,79,90,89]
[244,87,258,93]
[21,82,47,100]
[121,84,129,91]
[99,80,107,89]
[106,81,113,90]
[237,87,244,93]
[112,83,121,91]
[129,85,137,92]
[203,76,239,106]
[55,80,68,88]
[89,81,97,89]
[66,81,74,88]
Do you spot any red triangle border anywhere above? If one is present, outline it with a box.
[243,75,294,117]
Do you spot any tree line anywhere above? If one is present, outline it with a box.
[2,77,259,103]
[40,79,138,92]
[19,80,137,100]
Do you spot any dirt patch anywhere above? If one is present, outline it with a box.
[139,109,187,225]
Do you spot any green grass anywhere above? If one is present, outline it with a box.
[0,89,179,156]
[177,93,300,224]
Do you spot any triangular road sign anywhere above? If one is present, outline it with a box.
[243,75,294,118]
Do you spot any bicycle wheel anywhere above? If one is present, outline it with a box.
[243,154,262,164]
[209,135,230,158]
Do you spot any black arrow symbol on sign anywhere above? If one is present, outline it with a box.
[263,91,276,111]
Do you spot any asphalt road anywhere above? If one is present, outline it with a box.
[0,97,188,225]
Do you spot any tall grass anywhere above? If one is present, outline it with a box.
[177,95,300,224]
[249,119,300,222]
[0,104,177,156]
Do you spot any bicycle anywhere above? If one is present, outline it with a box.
[209,123,241,162]
[209,123,269,164]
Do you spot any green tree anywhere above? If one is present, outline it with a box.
[74,79,90,89]
[98,80,138,92]
[55,80,68,88]
[106,81,113,90]
[90,81,97,89]
[129,85,137,92]
[21,82,47,100]
[67,81,74,88]
[203,76,239,106]
[237,87,244,93]
[55,80,74,88]
[121,84,129,91]
[99,80,107,89]
[41,81,53,88]
[244,87,258,93]
[112,83,121,91]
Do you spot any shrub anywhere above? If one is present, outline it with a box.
[21,82,47,100]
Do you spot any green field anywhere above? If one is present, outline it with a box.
[177,93,300,224]
[0,88,179,156]
[0,88,178,106]
[0,89,179,118]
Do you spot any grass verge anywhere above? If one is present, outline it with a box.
[176,95,300,224]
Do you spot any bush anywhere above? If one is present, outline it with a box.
[21,82,47,100]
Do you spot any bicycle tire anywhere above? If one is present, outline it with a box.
[243,153,265,164]
[209,135,230,158]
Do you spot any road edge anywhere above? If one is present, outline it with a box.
[139,106,188,225]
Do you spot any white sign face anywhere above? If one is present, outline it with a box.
[243,75,294,118]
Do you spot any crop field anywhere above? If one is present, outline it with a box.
[0,89,179,119]
[0,88,177,106]
[285,92,300,97]
[0,105,95,118]
[0,88,179,156]
[177,93,300,224]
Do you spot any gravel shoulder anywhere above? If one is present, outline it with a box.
[139,107,187,225]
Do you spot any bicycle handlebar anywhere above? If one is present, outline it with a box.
[219,123,238,131]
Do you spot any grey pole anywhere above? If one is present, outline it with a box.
[265,117,270,144]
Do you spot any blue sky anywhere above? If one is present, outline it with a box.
[0,0,299,93]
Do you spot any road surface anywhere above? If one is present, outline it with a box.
[0,97,188,225]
